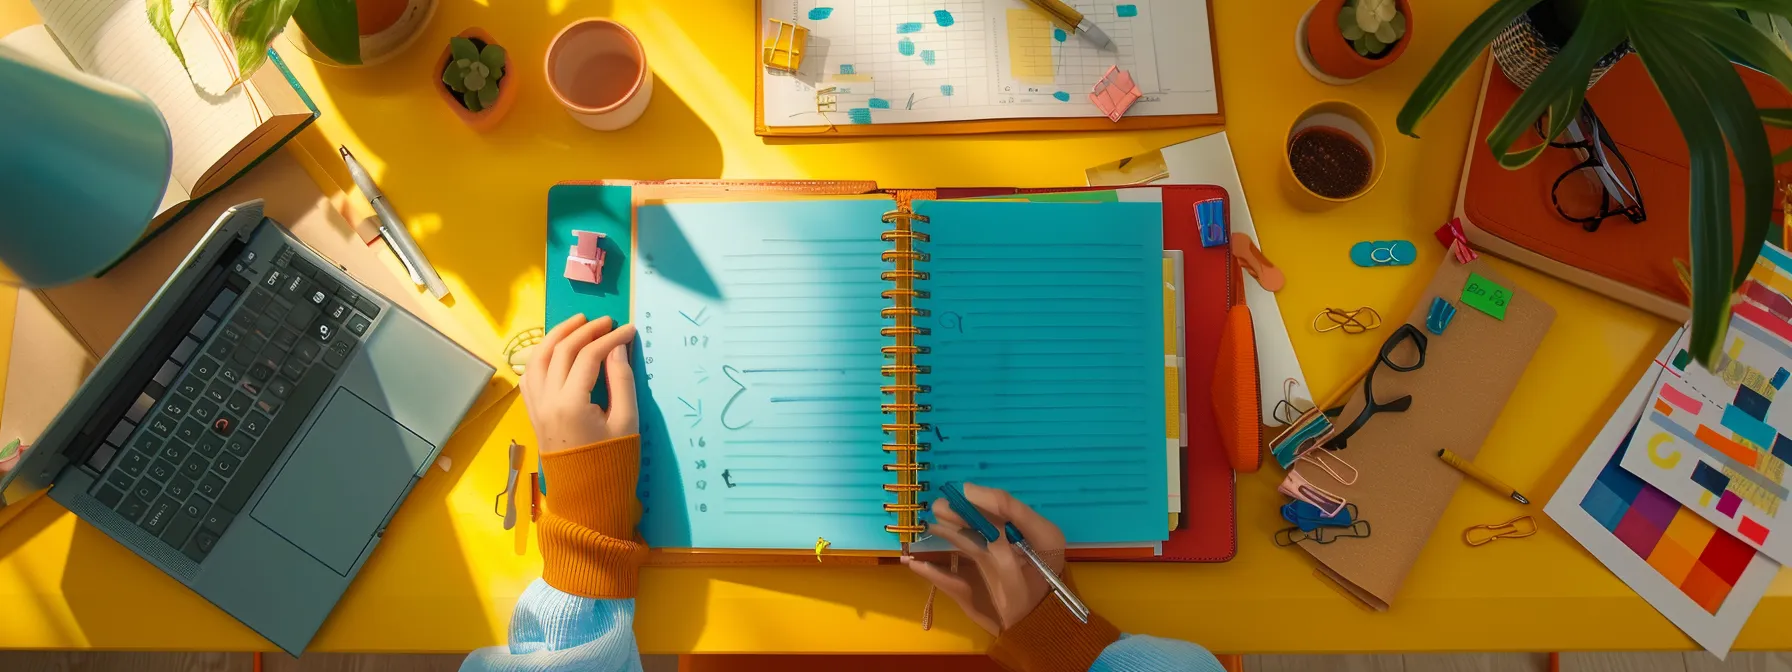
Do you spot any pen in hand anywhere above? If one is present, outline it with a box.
[937,482,1090,624]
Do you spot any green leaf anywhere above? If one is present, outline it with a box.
[1665,34,1773,297]
[463,68,485,91]
[1484,0,1623,169]
[1342,16,1365,41]
[209,0,304,79]
[464,89,481,112]
[291,0,359,66]
[1340,3,1359,32]
[1652,3,1792,91]
[1631,21,1734,368]
[1391,13,1407,40]
[1376,22,1397,43]
[1357,0,1380,32]
[444,63,468,92]
[1671,0,1792,13]
[478,82,498,108]
[1364,32,1385,53]
[1764,108,1792,126]
[479,44,506,72]
[1373,0,1396,22]
[450,37,479,63]
[1397,0,1547,138]
[145,0,188,73]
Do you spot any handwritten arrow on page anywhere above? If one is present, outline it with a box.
[679,398,703,427]
[679,307,710,326]
[694,365,709,383]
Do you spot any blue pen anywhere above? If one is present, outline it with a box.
[938,483,1090,623]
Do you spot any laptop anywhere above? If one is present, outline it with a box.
[0,200,495,654]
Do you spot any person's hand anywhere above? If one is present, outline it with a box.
[902,483,1067,635]
[522,314,638,455]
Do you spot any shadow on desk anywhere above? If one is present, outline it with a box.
[296,0,725,330]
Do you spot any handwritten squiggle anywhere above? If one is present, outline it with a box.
[721,365,754,430]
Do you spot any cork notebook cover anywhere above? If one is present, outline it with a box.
[1299,249,1555,610]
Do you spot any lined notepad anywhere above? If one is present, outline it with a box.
[913,200,1167,543]
[632,200,902,550]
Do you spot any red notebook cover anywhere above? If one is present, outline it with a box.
[935,185,1239,562]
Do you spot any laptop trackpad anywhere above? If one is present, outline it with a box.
[252,389,433,576]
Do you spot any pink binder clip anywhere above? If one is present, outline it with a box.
[565,230,606,284]
[1090,66,1141,122]
[1434,218,1478,264]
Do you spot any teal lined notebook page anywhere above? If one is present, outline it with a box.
[632,200,901,550]
[912,200,1169,543]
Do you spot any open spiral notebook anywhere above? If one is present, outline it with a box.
[546,185,1172,552]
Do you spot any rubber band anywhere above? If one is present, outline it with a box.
[1313,306,1382,334]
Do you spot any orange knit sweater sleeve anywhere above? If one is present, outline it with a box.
[987,597,1122,672]
[536,435,651,599]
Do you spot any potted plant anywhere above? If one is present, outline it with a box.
[1398,0,1791,368]
[146,0,428,77]
[437,30,516,131]
[1300,0,1411,82]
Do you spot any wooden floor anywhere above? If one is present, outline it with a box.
[0,652,1788,671]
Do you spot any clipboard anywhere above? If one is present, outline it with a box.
[752,0,1226,136]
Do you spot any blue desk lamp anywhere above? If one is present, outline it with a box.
[0,38,172,287]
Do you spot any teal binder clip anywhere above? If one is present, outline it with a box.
[1426,297,1457,335]
[1349,240,1417,267]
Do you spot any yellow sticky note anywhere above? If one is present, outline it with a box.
[1006,8,1056,84]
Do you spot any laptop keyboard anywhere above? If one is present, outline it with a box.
[88,244,382,563]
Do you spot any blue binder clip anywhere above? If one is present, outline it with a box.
[1196,198,1227,248]
[1426,297,1457,335]
[1349,240,1417,267]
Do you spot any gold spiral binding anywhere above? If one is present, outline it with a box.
[880,208,930,544]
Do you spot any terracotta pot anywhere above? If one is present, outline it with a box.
[1303,0,1411,81]
[436,28,518,132]
[357,0,408,35]
[284,0,437,68]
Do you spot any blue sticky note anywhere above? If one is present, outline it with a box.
[1735,384,1772,421]
[910,200,1168,544]
[1691,462,1732,496]
[1776,367,1790,389]
[630,200,902,551]
[1722,404,1776,453]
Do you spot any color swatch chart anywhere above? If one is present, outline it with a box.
[761,0,1218,127]
[1582,427,1760,615]
[630,200,902,551]
[1619,245,1792,565]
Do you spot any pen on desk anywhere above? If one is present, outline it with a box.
[338,146,450,299]
[1022,0,1113,50]
[1437,448,1530,505]
[938,483,1091,623]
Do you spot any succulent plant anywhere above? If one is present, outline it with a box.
[1339,0,1406,57]
[443,37,507,113]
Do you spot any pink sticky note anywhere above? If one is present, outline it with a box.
[1089,66,1141,122]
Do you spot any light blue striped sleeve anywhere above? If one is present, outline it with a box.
[460,579,642,672]
[1091,634,1227,672]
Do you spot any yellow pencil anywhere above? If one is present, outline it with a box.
[1437,448,1529,505]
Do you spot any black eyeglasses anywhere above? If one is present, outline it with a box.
[1533,101,1646,232]
[1322,324,1428,450]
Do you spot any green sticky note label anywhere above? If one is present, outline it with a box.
[1460,272,1511,320]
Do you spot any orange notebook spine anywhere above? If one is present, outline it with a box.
[879,206,930,544]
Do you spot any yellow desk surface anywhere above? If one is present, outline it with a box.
[5,0,1786,656]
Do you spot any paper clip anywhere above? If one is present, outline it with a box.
[1231,232,1284,292]
[1195,198,1228,248]
[1279,470,1346,517]
[1313,306,1381,334]
[1425,297,1458,335]
[1464,515,1538,546]
[1272,378,1313,426]
[1296,444,1358,485]
[1090,65,1142,122]
[1350,240,1417,267]
[564,230,606,285]
[1271,409,1333,469]
[1281,501,1357,532]
[1275,519,1372,546]
[763,18,808,72]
